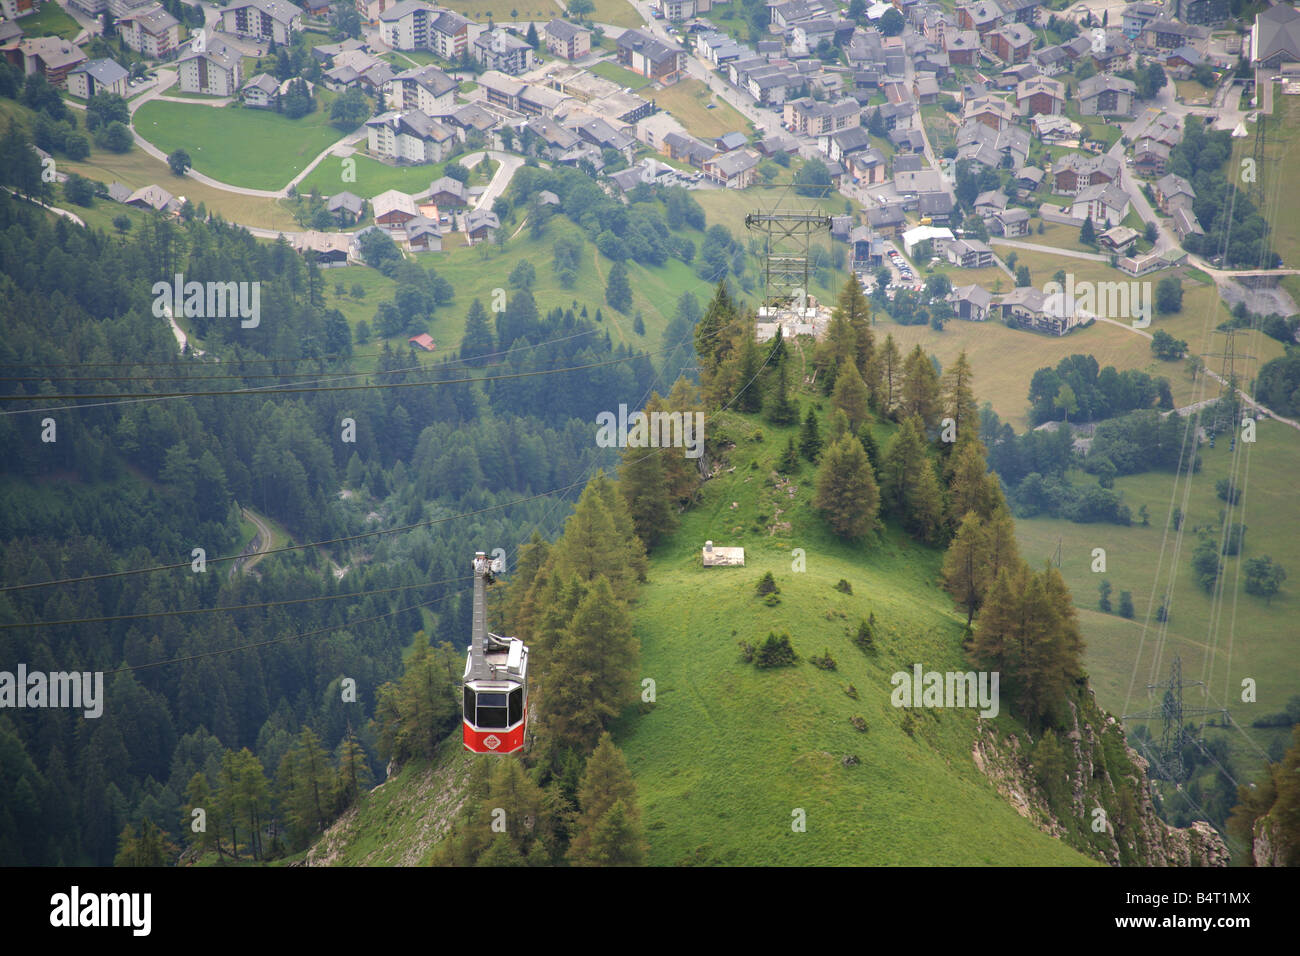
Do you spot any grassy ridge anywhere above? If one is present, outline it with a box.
[616,411,1095,865]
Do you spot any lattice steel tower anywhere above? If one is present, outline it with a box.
[1123,655,1228,781]
[745,209,833,312]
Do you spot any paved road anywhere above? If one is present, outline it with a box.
[2,187,85,227]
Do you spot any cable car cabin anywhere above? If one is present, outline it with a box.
[463,552,529,754]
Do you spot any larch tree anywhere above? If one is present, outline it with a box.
[942,511,991,626]
[549,472,647,603]
[875,333,903,415]
[695,279,735,375]
[542,576,640,754]
[568,732,646,866]
[941,351,978,444]
[619,435,675,551]
[879,415,928,515]
[831,359,871,433]
[814,434,881,540]
[900,345,943,429]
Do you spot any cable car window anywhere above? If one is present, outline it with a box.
[463,687,475,720]
[477,692,508,729]
[508,688,523,726]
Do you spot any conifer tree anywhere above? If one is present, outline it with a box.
[734,333,764,412]
[856,423,879,467]
[542,576,640,753]
[799,406,823,461]
[765,358,799,425]
[658,380,707,504]
[694,280,734,373]
[945,440,1001,526]
[879,415,928,514]
[619,438,675,550]
[460,298,496,366]
[183,771,217,857]
[335,729,372,811]
[778,435,800,473]
[876,333,903,414]
[606,261,632,312]
[814,435,881,540]
[568,733,646,866]
[549,472,647,602]
[941,351,978,444]
[831,360,871,432]
[942,511,990,626]
[900,345,942,429]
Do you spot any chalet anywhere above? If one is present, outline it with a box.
[327,191,366,224]
[241,72,281,108]
[427,176,468,207]
[867,203,906,238]
[1171,206,1204,239]
[948,284,993,320]
[115,6,179,59]
[372,190,418,228]
[545,19,591,61]
[221,0,301,44]
[998,0,1039,24]
[1140,17,1207,53]
[889,127,925,153]
[945,29,981,66]
[1052,153,1120,195]
[912,73,940,103]
[892,153,923,174]
[705,148,760,189]
[663,131,716,168]
[177,36,242,97]
[1077,73,1136,117]
[1015,76,1064,116]
[1031,44,1069,75]
[997,62,1037,88]
[478,71,524,112]
[1073,182,1130,226]
[963,94,1015,131]
[1133,139,1171,177]
[465,209,500,244]
[846,147,887,184]
[1122,2,1162,38]
[945,238,994,269]
[993,207,1030,237]
[125,184,178,213]
[19,37,86,86]
[404,216,442,251]
[293,231,352,266]
[973,189,1008,220]
[1155,173,1196,214]
[821,125,871,163]
[997,286,1081,335]
[986,22,1032,63]
[956,1,1003,36]
[409,333,436,351]
[67,58,128,99]
[1015,166,1043,195]
[919,192,955,225]
[1098,225,1139,254]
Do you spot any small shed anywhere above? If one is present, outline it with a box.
[408,333,436,351]
[702,540,745,567]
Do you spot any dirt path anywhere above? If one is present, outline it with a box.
[236,507,275,575]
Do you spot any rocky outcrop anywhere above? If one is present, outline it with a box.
[973,687,1229,867]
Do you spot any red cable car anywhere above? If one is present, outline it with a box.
[462,551,529,754]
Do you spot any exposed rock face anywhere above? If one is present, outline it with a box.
[973,688,1229,867]
[1252,814,1287,867]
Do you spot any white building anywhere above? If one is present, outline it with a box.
[177,35,243,96]
[366,109,456,163]
[115,5,180,59]
[67,58,130,99]
[221,0,302,45]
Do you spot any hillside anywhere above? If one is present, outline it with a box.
[310,407,1228,866]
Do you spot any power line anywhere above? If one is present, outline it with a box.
[0,573,474,631]
[0,345,671,408]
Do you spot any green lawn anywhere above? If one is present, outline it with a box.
[296,153,448,199]
[21,3,82,40]
[1242,94,1300,270]
[133,98,350,191]
[649,78,751,142]
[589,59,647,89]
